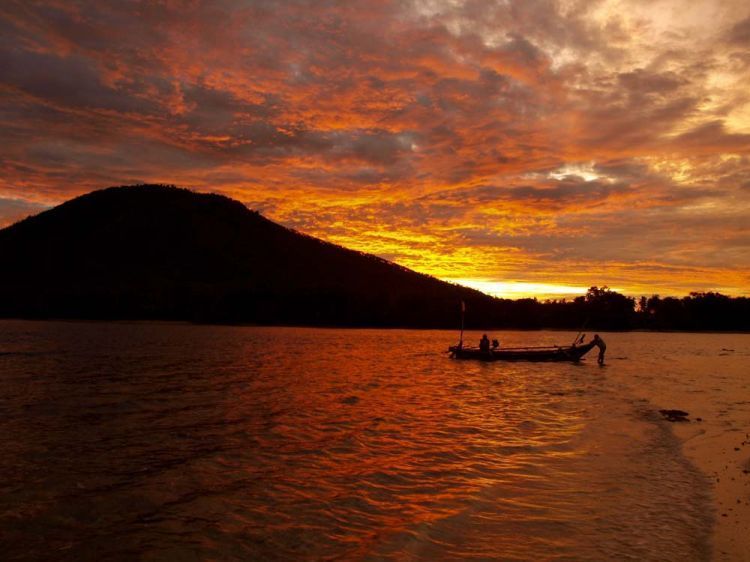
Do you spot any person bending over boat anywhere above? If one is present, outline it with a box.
[592,334,606,365]
[479,334,490,354]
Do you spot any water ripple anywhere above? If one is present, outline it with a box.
[0,322,721,560]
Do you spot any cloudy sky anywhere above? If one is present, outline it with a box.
[1,0,749,298]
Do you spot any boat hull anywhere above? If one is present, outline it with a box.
[449,341,596,362]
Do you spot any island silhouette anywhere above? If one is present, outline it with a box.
[1,185,747,330]
[0,185,492,326]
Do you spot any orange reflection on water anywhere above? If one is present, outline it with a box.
[0,322,715,559]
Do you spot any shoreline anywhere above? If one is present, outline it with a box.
[628,344,750,562]
[673,418,750,561]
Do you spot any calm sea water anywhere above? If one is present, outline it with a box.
[1,320,747,561]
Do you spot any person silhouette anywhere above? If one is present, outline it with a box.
[479,334,490,353]
[592,334,606,365]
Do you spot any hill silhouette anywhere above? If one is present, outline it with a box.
[0,185,494,326]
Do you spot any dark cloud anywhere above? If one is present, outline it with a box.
[421,178,631,210]
[728,16,750,45]
[674,120,750,151]
[0,197,50,227]
[0,48,155,115]
[618,69,686,95]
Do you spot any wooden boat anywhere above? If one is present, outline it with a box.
[448,340,597,362]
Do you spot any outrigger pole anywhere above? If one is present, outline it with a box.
[572,317,589,346]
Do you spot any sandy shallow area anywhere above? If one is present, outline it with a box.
[674,413,750,561]
[677,424,750,561]
[614,339,750,561]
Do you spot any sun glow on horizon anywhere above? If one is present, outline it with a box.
[451,279,598,300]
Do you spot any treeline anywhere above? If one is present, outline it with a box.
[473,286,750,332]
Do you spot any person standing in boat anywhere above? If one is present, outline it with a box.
[479,334,490,354]
[592,334,606,365]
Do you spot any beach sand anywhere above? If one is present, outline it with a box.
[675,416,750,561]
[617,342,750,561]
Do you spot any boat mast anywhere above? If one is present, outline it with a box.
[459,300,465,348]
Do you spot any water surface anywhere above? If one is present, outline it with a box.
[2,321,743,560]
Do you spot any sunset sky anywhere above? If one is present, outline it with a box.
[1,0,749,299]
